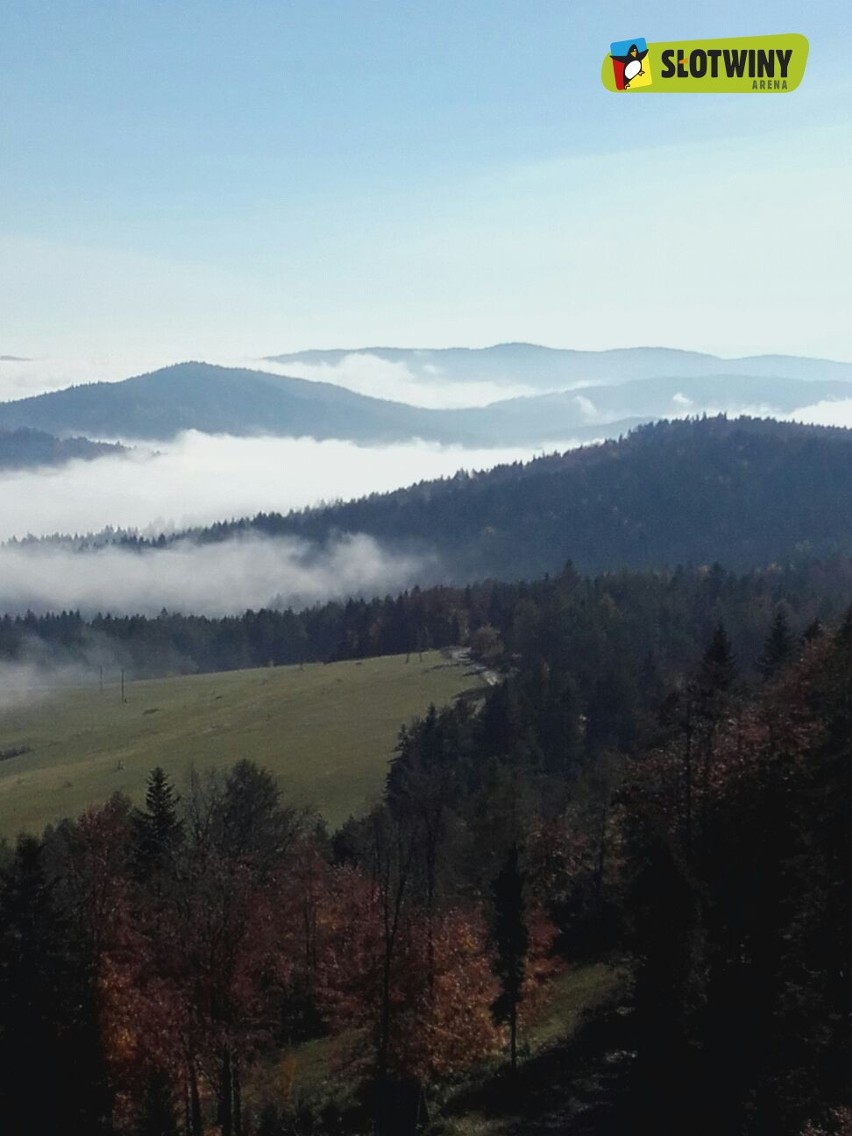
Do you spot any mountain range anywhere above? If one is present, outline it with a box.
[0,356,850,446]
[266,342,852,390]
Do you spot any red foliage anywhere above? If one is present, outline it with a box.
[315,866,501,1080]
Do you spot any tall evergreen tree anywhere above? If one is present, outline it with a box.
[0,834,113,1133]
[490,844,529,1072]
[698,622,737,696]
[758,608,796,680]
[133,766,183,879]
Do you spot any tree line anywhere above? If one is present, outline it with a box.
[5,555,852,688]
[1,580,850,1132]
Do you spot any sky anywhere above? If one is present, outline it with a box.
[2,0,850,385]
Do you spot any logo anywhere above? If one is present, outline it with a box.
[602,34,808,93]
[610,38,653,90]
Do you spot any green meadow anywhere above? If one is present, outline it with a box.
[0,651,483,839]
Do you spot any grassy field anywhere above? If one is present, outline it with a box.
[0,650,484,838]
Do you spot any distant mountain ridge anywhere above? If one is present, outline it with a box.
[266,342,852,388]
[0,359,850,446]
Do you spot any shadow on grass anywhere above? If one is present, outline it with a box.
[433,1003,635,1136]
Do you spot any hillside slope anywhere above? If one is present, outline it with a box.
[0,651,484,836]
[0,427,125,468]
[162,416,852,579]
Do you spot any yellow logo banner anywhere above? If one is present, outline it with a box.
[602,34,809,93]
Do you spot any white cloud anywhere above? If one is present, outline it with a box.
[0,430,571,542]
[261,352,537,409]
[571,394,597,420]
[785,399,852,429]
[0,533,428,618]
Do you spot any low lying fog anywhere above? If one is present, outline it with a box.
[0,658,108,711]
[259,353,538,408]
[0,533,429,618]
[783,400,852,429]
[3,353,852,622]
[0,431,581,617]
[0,431,568,542]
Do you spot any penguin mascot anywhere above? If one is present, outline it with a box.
[611,43,649,89]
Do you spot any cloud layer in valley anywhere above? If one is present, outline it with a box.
[0,431,571,542]
[0,533,429,618]
[783,400,852,429]
[261,353,538,408]
[0,431,580,618]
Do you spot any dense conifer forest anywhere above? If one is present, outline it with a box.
[0,426,125,469]
[1,417,851,1133]
[62,416,852,580]
[4,556,852,687]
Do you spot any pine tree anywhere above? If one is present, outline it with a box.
[698,622,737,696]
[0,834,113,1132]
[490,844,529,1071]
[133,766,183,879]
[758,608,796,679]
[683,623,739,854]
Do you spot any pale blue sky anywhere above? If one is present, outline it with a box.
[1,0,849,370]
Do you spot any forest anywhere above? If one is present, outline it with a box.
[1,554,849,1134]
[0,426,125,469]
[96,416,852,579]
[3,412,852,1136]
[5,554,852,687]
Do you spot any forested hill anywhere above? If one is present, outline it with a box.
[0,362,439,443]
[135,416,852,580]
[0,427,125,469]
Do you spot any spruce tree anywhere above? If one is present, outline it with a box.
[490,844,529,1071]
[133,766,183,879]
[758,608,796,679]
[698,622,737,696]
